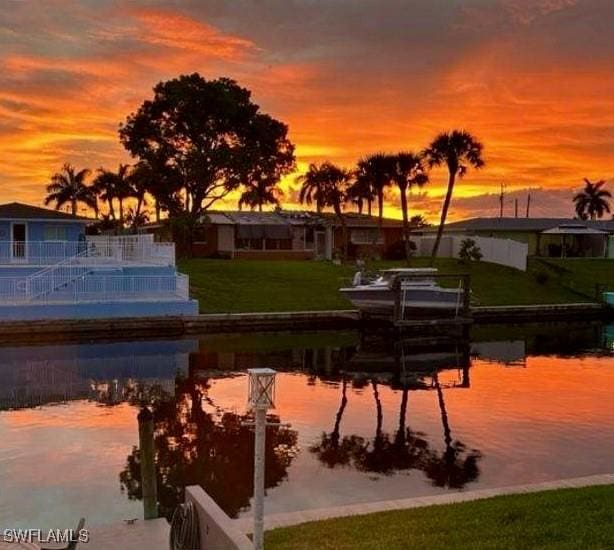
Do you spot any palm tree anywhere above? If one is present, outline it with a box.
[423,131,484,260]
[238,176,283,211]
[92,164,132,226]
[346,172,375,215]
[573,178,611,220]
[298,162,351,257]
[356,154,395,224]
[296,163,327,213]
[44,163,95,216]
[391,152,429,261]
[129,162,152,224]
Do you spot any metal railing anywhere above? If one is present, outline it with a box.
[0,274,188,304]
[0,237,175,266]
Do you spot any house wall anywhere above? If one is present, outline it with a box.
[333,226,403,259]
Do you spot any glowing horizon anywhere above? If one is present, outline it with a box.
[1,1,613,222]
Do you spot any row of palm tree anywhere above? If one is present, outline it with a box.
[44,129,486,246]
[44,162,159,229]
[296,130,485,260]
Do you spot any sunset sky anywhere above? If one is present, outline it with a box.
[1,0,613,221]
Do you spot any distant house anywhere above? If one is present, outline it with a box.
[143,210,405,260]
[416,217,614,258]
[0,202,197,320]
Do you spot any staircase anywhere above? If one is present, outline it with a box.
[21,248,98,301]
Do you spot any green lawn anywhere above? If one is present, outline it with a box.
[266,485,614,550]
[532,258,614,300]
[177,257,611,313]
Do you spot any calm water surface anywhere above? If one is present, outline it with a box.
[1,323,613,529]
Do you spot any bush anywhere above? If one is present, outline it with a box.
[459,238,483,263]
[535,271,549,285]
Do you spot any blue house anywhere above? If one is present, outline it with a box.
[0,202,198,320]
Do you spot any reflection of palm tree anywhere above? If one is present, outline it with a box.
[309,378,355,468]
[423,374,481,488]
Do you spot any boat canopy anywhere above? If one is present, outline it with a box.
[379,268,438,273]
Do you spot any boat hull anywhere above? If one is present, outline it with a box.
[339,286,462,317]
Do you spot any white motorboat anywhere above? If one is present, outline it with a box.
[339,268,463,316]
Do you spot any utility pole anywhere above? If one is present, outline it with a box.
[514,198,518,218]
[526,193,531,218]
[499,182,506,218]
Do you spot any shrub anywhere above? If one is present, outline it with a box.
[459,238,483,263]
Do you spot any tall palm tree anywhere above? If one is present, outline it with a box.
[238,176,283,211]
[391,152,429,261]
[573,178,611,220]
[423,131,484,260]
[356,154,395,239]
[44,163,95,216]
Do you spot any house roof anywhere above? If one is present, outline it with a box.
[0,202,92,222]
[423,217,614,233]
[203,210,404,228]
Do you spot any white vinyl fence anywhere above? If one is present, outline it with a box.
[411,235,528,271]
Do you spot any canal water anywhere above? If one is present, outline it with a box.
[1,322,613,529]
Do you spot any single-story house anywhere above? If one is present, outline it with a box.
[415,217,614,258]
[143,210,405,260]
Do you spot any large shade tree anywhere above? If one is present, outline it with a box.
[238,113,295,211]
[119,74,294,225]
[391,152,429,261]
[45,163,96,216]
[423,131,484,260]
[573,178,611,220]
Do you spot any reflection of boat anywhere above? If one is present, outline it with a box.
[339,268,463,315]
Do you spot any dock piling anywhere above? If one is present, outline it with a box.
[138,406,158,520]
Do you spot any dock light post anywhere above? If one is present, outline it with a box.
[247,368,276,550]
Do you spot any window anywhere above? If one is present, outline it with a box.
[350,229,383,245]
[44,225,68,241]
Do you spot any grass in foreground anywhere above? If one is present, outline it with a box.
[178,257,595,313]
[266,485,614,550]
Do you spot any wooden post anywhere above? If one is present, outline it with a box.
[393,275,401,324]
[138,407,158,520]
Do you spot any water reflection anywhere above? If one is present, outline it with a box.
[119,373,299,519]
[309,340,482,489]
[0,321,613,528]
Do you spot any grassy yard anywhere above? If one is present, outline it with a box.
[532,258,614,300]
[266,485,614,550]
[177,257,613,313]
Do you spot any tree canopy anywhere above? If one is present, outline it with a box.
[119,74,295,219]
